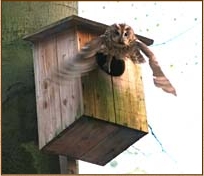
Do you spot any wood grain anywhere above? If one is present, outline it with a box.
[56,29,83,129]
[30,16,149,165]
[112,59,148,132]
[43,116,147,166]
[33,37,62,149]
[78,29,116,123]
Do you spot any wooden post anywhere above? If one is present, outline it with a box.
[59,156,78,174]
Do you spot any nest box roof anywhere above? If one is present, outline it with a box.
[24,15,154,45]
[23,15,108,42]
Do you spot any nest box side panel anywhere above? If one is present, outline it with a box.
[33,37,62,149]
[33,28,83,149]
[77,29,116,123]
[112,59,148,132]
[55,29,83,129]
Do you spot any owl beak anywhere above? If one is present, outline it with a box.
[119,38,125,45]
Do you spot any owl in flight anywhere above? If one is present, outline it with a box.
[53,23,176,96]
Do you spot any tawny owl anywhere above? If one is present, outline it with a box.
[53,23,176,96]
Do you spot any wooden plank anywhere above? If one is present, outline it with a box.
[112,59,148,132]
[111,59,132,127]
[82,68,115,122]
[92,69,115,123]
[59,156,78,174]
[81,72,96,117]
[24,15,154,46]
[33,37,62,149]
[59,155,68,174]
[56,29,83,130]
[67,157,79,174]
[80,126,147,166]
[43,116,118,159]
[78,30,116,123]
[77,30,96,117]
[33,43,46,149]
[129,63,148,132]
[23,15,107,42]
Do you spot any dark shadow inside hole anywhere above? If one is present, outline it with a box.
[96,53,125,76]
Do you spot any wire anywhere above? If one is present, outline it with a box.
[148,124,165,152]
[152,21,201,46]
[148,124,177,164]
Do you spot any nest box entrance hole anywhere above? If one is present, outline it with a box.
[96,53,125,76]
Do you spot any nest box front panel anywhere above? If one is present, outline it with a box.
[112,59,148,131]
[77,28,148,132]
[77,29,116,123]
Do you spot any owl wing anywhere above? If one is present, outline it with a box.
[52,35,105,81]
[135,40,177,96]
[135,34,154,46]
[130,48,146,64]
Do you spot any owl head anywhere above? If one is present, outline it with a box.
[107,23,136,46]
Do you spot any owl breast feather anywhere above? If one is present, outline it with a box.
[99,42,134,60]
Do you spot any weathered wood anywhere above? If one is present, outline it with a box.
[23,15,107,43]
[112,59,148,131]
[43,116,147,166]
[77,30,116,122]
[56,29,83,129]
[33,37,62,149]
[80,126,146,165]
[26,15,149,166]
[59,156,78,174]
[76,30,96,117]
[91,69,115,123]
[33,29,84,149]
[42,117,118,157]
[59,155,68,174]
[23,15,153,46]
[67,157,79,174]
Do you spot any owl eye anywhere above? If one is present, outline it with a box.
[124,32,128,37]
[114,31,120,36]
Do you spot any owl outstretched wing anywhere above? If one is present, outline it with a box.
[52,36,105,81]
[136,34,154,46]
[136,40,177,96]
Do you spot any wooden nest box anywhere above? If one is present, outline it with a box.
[24,15,149,166]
